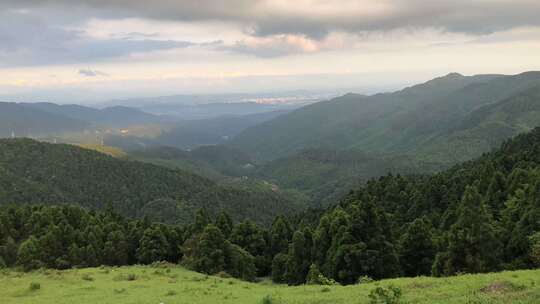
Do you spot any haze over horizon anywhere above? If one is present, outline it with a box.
[1,0,540,103]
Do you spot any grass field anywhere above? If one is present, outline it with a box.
[76,144,127,158]
[0,265,538,304]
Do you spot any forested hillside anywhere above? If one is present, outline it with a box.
[255,148,442,207]
[129,145,255,181]
[0,139,299,225]
[230,72,540,164]
[2,127,540,284]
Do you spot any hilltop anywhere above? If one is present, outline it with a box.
[0,138,299,225]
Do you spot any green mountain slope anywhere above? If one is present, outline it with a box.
[2,127,540,286]
[155,110,288,149]
[129,145,255,181]
[230,72,540,163]
[0,139,299,225]
[418,84,540,163]
[255,148,443,207]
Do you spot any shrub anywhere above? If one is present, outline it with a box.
[306,264,338,286]
[358,275,375,284]
[215,271,231,278]
[29,282,41,291]
[321,287,331,293]
[113,273,137,281]
[81,274,94,281]
[261,295,274,304]
[368,285,403,304]
[529,232,540,266]
[260,294,284,304]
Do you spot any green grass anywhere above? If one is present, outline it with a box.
[77,144,127,158]
[0,266,538,304]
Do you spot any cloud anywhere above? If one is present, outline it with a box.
[1,1,540,64]
[0,10,200,66]
[4,0,540,39]
[79,68,109,77]
[224,33,352,57]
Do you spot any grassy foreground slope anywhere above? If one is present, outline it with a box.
[0,266,539,304]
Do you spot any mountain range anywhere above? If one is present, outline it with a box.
[0,102,167,137]
[230,72,540,165]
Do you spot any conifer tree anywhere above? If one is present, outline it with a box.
[215,211,233,238]
[433,186,501,276]
[137,226,170,264]
[398,217,436,276]
[286,229,312,285]
[192,224,227,274]
[17,236,42,270]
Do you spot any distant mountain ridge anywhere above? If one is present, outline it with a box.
[230,71,540,164]
[0,102,89,137]
[20,102,167,126]
[0,102,168,138]
[100,92,322,120]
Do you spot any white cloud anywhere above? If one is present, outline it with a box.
[0,1,540,100]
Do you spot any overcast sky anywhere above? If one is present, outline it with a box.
[1,0,540,103]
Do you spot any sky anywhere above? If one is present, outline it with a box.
[1,0,540,103]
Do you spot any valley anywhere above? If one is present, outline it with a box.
[3,2,540,303]
[2,73,540,303]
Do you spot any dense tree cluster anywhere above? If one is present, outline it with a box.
[0,138,299,225]
[2,127,540,284]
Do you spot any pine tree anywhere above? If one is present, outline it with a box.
[17,236,42,271]
[269,216,292,256]
[226,244,256,281]
[485,171,506,216]
[215,211,233,238]
[271,253,289,283]
[398,217,436,276]
[230,220,268,275]
[312,215,331,266]
[193,208,211,234]
[103,230,128,266]
[286,229,312,285]
[192,224,227,274]
[0,236,18,266]
[433,186,501,276]
[137,226,169,264]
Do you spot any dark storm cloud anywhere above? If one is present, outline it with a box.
[3,0,540,39]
